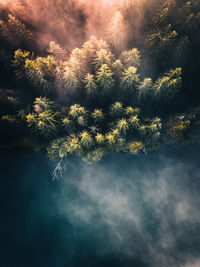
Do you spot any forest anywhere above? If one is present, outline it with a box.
[0,0,200,165]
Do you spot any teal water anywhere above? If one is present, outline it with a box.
[1,145,200,267]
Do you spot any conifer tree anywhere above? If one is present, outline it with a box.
[137,78,153,102]
[153,67,182,99]
[92,109,104,123]
[120,48,141,68]
[93,49,114,69]
[95,133,105,144]
[7,14,33,41]
[84,74,97,96]
[47,41,68,62]
[107,11,128,53]
[12,49,31,79]
[79,131,93,148]
[110,102,123,117]
[112,59,124,80]
[96,64,114,94]
[120,66,139,91]
[115,118,129,134]
[25,59,48,92]
[69,104,87,119]
[63,66,79,93]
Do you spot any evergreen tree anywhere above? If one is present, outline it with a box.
[25,59,49,92]
[107,11,128,53]
[112,59,124,80]
[69,104,87,119]
[84,74,97,96]
[12,49,31,79]
[120,48,141,68]
[137,78,153,102]
[95,133,105,144]
[110,102,123,117]
[120,66,139,91]
[92,109,104,123]
[153,67,182,100]
[93,49,114,69]
[47,41,68,62]
[79,131,93,148]
[63,66,79,93]
[115,118,129,134]
[96,64,114,94]
[7,14,33,41]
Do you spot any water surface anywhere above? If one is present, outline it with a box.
[1,145,200,267]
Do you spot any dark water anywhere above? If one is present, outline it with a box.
[1,145,200,267]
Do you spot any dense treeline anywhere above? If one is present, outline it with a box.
[0,0,200,164]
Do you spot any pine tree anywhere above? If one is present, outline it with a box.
[79,131,93,148]
[36,56,57,82]
[93,49,114,69]
[47,41,68,62]
[96,64,114,94]
[84,148,106,164]
[137,78,153,101]
[95,133,105,144]
[107,11,128,53]
[112,59,124,80]
[33,97,54,112]
[110,102,123,117]
[7,14,33,41]
[115,118,129,134]
[12,49,31,79]
[92,109,104,123]
[77,116,87,127]
[69,104,87,119]
[153,67,182,99]
[64,135,81,155]
[124,106,140,116]
[84,74,97,96]
[25,59,48,92]
[105,132,115,146]
[120,66,139,91]
[120,48,141,68]
[129,115,140,129]
[63,66,79,93]
[62,117,73,131]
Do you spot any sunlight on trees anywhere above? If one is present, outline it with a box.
[84,73,97,96]
[115,118,129,134]
[12,49,31,79]
[96,64,114,94]
[107,11,128,52]
[63,66,79,93]
[79,131,93,148]
[154,67,182,99]
[47,41,68,62]
[1,1,197,165]
[92,109,104,123]
[120,66,139,91]
[120,48,141,68]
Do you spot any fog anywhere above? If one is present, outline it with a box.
[0,0,150,51]
[1,145,200,266]
[56,150,200,266]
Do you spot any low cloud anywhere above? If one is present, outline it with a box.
[55,152,200,266]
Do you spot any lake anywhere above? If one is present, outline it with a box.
[1,144,200,267]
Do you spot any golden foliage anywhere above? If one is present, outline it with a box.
[129,141,143,154]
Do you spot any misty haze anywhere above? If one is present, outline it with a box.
[0,0,200,266]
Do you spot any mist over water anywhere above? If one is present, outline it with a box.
[1,145,200,267]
